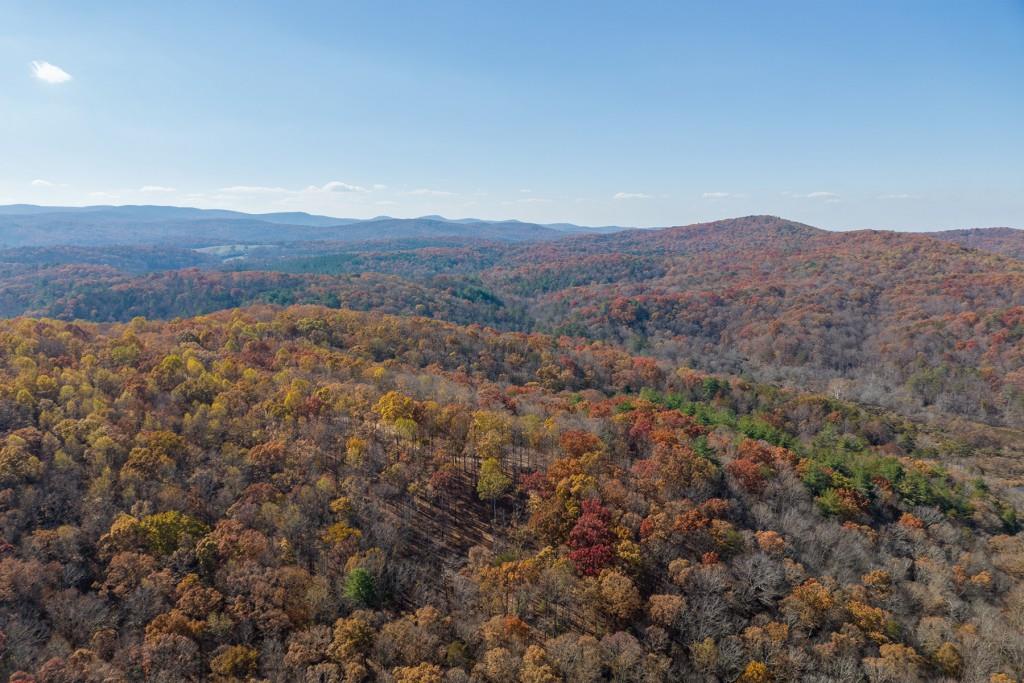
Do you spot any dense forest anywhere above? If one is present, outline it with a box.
[5,217,1024,431]
[0,267,525,331]
[928,229,1024,261]
[3,214,1024,681]
[4,0,1020,677]
[0,307,1022,682]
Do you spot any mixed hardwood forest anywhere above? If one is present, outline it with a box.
[4,217,1024,431]
[1,214,1024,681]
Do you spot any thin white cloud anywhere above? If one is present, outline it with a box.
[30,179,70,189]
[613,192,653,200]
[219,181,373,196]
[409,188,456,196]
[702,191,732,199]
[309,180,369,193]
[783,191,839,200]
[140,185,177,193]
[504,197,553,205]
[31,60,72,84]
[878,193,917,200]
[219,185,291,194]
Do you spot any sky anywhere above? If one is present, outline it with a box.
[1,1,1022,230]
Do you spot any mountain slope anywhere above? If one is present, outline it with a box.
[495,220,1024,426]
[5,215,1024,429]
[927,227,1024,260]
[0,305,1020,681]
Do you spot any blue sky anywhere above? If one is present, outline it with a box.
[1,1,1022,230]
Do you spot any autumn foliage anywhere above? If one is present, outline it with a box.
[0,304,1019,681]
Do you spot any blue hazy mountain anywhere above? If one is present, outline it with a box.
[0,204,626,247]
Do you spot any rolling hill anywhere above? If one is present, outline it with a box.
[9,214,1023,428]
[3,215,1024,681]
[488,217,1024,427]
[927,227,1024,260]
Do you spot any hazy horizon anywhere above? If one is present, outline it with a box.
[2,201,1021,234]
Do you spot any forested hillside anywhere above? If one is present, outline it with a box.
[500,219,1024,428]
[1,306,1022,681]
[5,216,1024,431]
[0,267,525,330]
[928,228,1024,261]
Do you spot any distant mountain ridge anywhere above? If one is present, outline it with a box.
[0,204,627,248]
[926,226,1024,260]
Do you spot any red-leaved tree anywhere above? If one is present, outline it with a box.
[568,499,615,575]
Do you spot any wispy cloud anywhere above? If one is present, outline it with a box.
[211,181,385,213]
[409,188,456,197]
[878,193,917,200]
[783,191,840,201]
[221,181,371,195]
[219,185,290,194]
[307,181,369,193]
[140,185,177,193]
[30,179,70,189]
[613,192,653,200]
[503,196,552,205]
[702,191,740,199]
[31,60,72,84]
